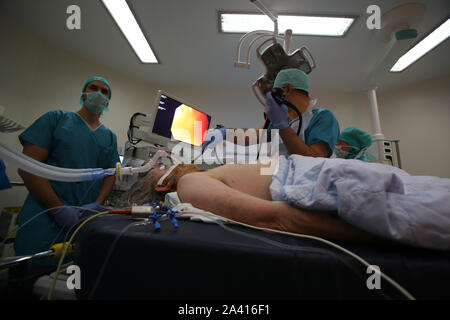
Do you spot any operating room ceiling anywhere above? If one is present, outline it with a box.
[1,0,449,92]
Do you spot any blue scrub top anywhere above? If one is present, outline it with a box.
[267,108,340,157]
[14,110,120,259]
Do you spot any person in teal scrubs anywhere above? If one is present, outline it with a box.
[334,126,373,161]
[202,69,339,159]
[265,69,340,158]
[15,76,120,264]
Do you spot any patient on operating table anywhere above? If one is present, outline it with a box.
[118,155,450,250]
[117,158,387,245]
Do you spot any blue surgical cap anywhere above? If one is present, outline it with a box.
[80,76,112,105]
[273,68,310,93]
[339,126,373,150]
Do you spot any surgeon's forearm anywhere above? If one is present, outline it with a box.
[279,127,328,157]
[95,176,116,205]
[18,169,64,212]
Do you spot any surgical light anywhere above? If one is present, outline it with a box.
[102,0,158,63]
[391,18,450,72]
[220,13,354,36]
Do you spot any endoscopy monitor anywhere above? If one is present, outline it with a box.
[150,91,211,147]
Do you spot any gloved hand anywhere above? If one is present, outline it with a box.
[51,206,81,228]
[202,128,227,152]
[265,92,289,130]
[0,160,12,190]
[82,201,104,212]
[79,202,106,219]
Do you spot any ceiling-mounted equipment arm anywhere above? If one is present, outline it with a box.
[250,0,278,34]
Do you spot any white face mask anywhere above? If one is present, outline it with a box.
[334,145,350,158]
[335,144,365,159]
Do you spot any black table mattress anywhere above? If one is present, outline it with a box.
[74,214,450,300]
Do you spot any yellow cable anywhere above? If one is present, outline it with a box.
[116,162,121,181]
[50,242,73,259]
[47,211,109,300]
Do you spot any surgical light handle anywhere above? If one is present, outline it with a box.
[235,31,294,69]
[234,0,287,68]
[235,30,277,68]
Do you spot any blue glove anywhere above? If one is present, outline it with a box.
[0,160,12,190]
[82,201,104,212]
[51,206,81,228]
[79,202,106,218]
[202,128,227,152]
[265,92,289,130]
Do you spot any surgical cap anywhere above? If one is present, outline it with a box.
[80,76,112,104]
[339,126,373,150]
[273,68,310,93]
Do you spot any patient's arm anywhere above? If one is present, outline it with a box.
[177,165,387,244]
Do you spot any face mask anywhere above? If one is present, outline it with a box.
[83,91,109,115]
[335,145,363,159]
[334,145,350,158]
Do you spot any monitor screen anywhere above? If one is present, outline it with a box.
[151,92,211,147]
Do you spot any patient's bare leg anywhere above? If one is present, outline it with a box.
[177,170,384,244]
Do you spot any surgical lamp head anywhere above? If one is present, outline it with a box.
[252,41,315,106]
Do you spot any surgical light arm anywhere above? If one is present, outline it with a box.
[250,0,278,31]
[235,30,282,69]
[234,0,284,69]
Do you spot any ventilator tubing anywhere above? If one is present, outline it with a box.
[117,149,169,177]
[0,140,115,182]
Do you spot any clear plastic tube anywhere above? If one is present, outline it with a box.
[87,220,148,299]
[118,149,169,177]
[131,150,166,174]
[0,140,115,182]
[0,141,94,173]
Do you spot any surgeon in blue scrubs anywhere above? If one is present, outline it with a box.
[203,69,339,159]
[265,69,340,158]
[15,76,120,263]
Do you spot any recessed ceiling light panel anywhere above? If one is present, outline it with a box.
[220,12,355,37]
[102,0,158,63]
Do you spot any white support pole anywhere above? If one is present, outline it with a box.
[367,86,384,139]
[367,86,387,163]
